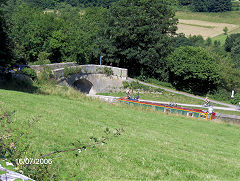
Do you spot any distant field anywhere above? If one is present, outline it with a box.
[176,11,240,41]
[177,19,238,39]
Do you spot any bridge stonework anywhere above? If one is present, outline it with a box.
[30,63,128,94]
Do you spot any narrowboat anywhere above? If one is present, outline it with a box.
[117,97,216,120]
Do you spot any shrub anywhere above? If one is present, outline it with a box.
[0,106,40,167]
[21,68,37,79]
[225,33,240,52]
[231,93,240,105]
[103,67,113,76]
[122,81,129,88]
[223,26,228,35]
[63,66,82,77]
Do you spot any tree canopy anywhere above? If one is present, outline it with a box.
[95,0,178,78]
[167,46,220,94]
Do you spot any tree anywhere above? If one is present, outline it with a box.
[178,0,192,6]
[230,38,240,68]
[167,46,220,94]
[2,1,105,64]
[95,0,178,78]
[225,33,240,52]
[223,26,228,35]
[0,0,13,67]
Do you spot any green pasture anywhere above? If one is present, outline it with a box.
[0,87,240,180]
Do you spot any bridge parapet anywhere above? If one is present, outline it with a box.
[30,62,77,71]
[53,64,128,80]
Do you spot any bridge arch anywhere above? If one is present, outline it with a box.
[73,78,93,94]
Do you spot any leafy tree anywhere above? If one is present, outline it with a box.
[48,4,106,63]
[230,38,240,68]
[2,1,105,64]
[178,0,192,6]
[23,0,120,8]
[225,33,240,52]
[167,46,220,94]
[95,0,178,78]
[205,37,212,46]
[3,2,63,63]
[223,26,228,35]
[218,57,240,91]
[0,0,13,67]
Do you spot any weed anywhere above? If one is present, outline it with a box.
[103,67,113,76]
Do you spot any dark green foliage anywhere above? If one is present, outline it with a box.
[192,0,231,12]
[31,51,51,65]
[173,34,195,48]
[21,68,37,79]
[178,0,192,6]
[173,34,206,48]
[0,1,13,67]
[225,33,240,52]
[231,93,240,105]
[2,2,105,64]
[231,40,240,68]
[95,0,177,78]
[167,46,220,94]
[23,0,120,8]
[224,34,240,68]
[205,37,212,46]
[213,40,221,47]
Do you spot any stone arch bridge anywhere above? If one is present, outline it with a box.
[30,63,128,94]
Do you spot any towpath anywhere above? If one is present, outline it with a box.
[127,78,237,109]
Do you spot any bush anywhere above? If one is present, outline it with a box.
[231,93,240,105]
[103,67,113,76]
[63,66,82,77]
[37,66,54,84]
[122,81,129,88]
[225,33,240,52]
[146,78,174,89]
[207,87,231,102]
[21,68,37,79]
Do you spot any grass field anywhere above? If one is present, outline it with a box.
[176,10,240,43]
[0,86,240,180]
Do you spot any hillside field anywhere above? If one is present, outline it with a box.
[176,10,240,42]
[0,87,240,180]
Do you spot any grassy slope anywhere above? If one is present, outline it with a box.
[176,11,240,44]
[0,88,240,180]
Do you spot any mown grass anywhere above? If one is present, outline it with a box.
[0,86,240,180]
